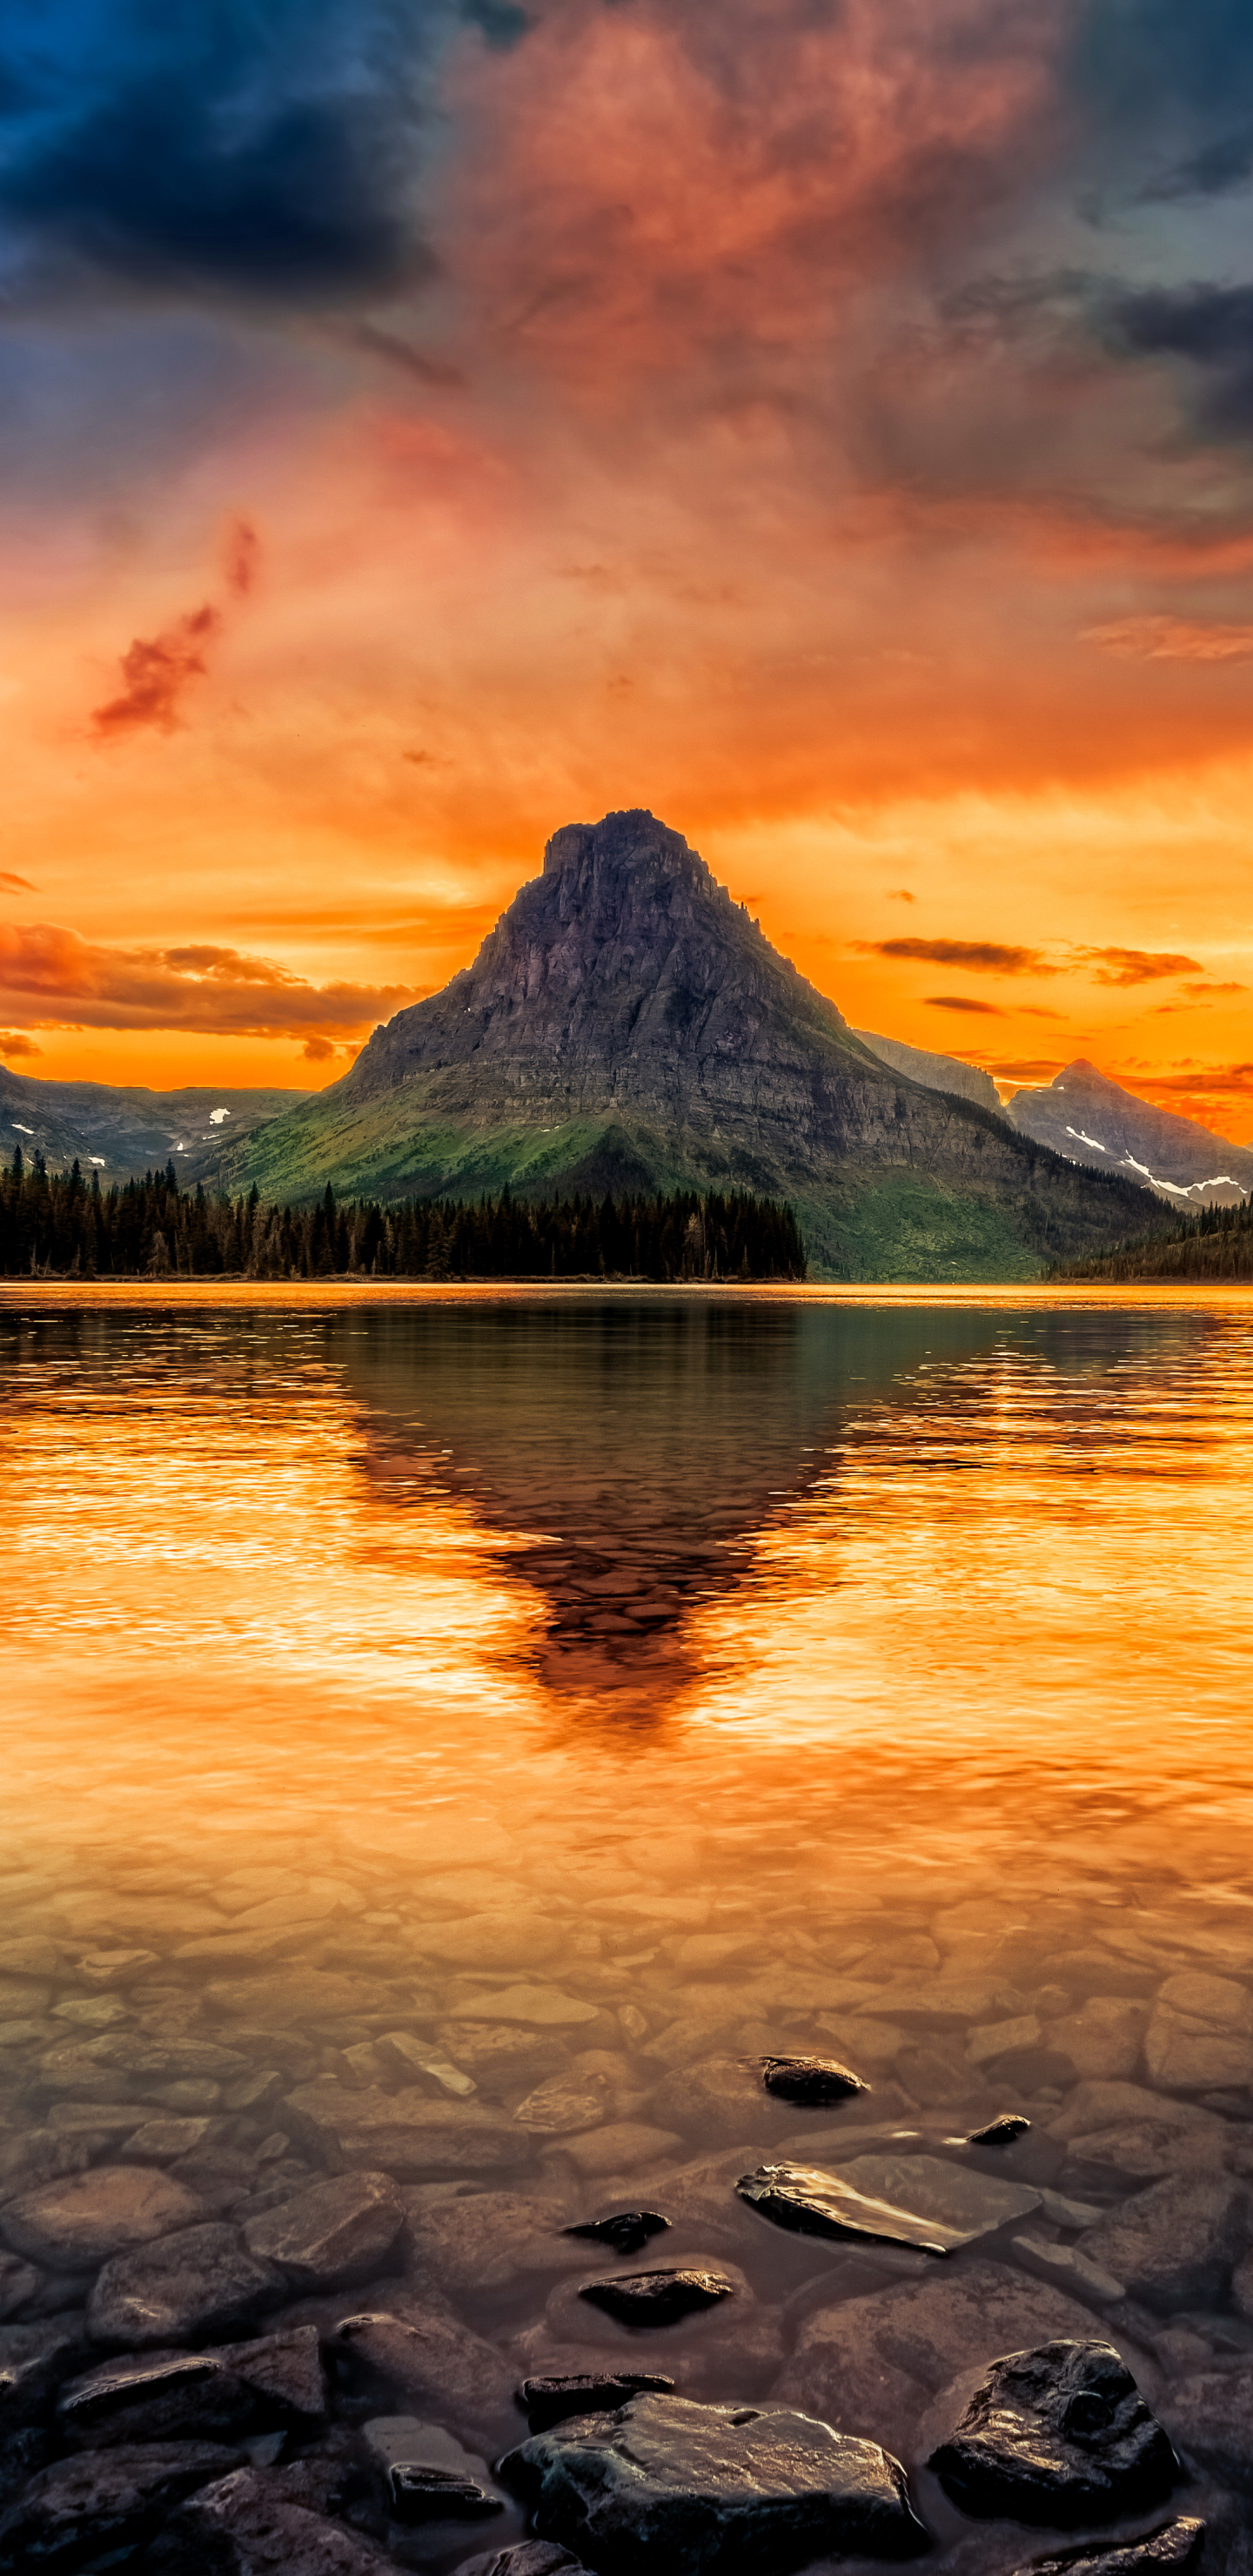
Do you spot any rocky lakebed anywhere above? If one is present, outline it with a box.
[0,1854,1250,2574]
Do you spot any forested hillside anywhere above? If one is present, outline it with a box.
[0,1151,806,1284]
[1057,1197,1253,1282]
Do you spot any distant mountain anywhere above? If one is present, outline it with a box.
[0,1066,311,1186]
[1007,1060,1253,1208]
[854,1030,1006,1119]
[208,808,1169,1281]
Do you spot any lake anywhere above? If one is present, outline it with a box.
[1,1284,1251,2570]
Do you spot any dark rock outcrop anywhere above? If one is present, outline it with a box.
[563,2212,670,2256]
[1005,2522,1204,2576]
[144,2464,397,2574]
[760,2056,868,2104]
[928,2338,1178,2527]
[0,2438,241,2571]
[500,2390,928,2570]
[519,2371,676,2430]
[87,2223,284,2347]
[577,2269,734,2328]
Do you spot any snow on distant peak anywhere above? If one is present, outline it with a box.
[11,1122,33,1133]
[1066,1124,1108,1151]
[209,1107,231,1124]
[90,1157,105,1166]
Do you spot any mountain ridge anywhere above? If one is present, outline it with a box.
[1008,1058,1253,1207]
[206,809,1171,1282]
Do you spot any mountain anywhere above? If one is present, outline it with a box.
[0,1066,310,1186]
[854,1030,1006,1118]
[1007,1061,1253,1208]
[207,808,1169,1281]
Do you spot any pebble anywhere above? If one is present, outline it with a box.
[513,2076,607,2135]
[518,2370,675,2429]
[1080,2172,1251,2312]
[563,2210,670,2255]
[760,2055,868,2104]
[578,2266,734,2326]
[361,2412,506,2520]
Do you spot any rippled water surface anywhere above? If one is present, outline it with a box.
[2,1284,1252,2569]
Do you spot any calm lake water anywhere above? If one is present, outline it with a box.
[2,1284,1252,2569]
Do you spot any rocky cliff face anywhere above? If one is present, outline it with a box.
[213,811,1173,1281]
[853,1030,1005,1120]
[1008,1060,1253,1208]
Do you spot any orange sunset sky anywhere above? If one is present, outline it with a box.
[1,0,1251,1137]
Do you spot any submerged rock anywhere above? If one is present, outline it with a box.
[0,2438,241,2572]
[738,2151,1039,2255]
[760,2056,868,2105]
[145,2464,396,2573]
[564,2212,670,2257]
[499,2389,928,2571]
[57,2350,262,2447]
[1004,2526,1204,2576]
[519,2371,676,2430]
[282,2082,532,2177]
[334,2304,515,2428]
[1159,2362,1253,2492]
[87,2222,284,2347]
[455,2547,586,2576]
[513,2077,607,2136]
[578,2269,734,2328]
[1079,2172,1250,2311]
[362,2414,505,2522]
[1,2166,204,2271]
[242,2171,405,2290]
[928,2338,1178,2527]
[0,2322,87,2433]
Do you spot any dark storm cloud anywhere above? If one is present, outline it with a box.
[0,0,529,312]
[1105,283,1253,436]
[857,937,1054,975]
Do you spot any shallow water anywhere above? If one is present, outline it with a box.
[2,1285,1252,2568]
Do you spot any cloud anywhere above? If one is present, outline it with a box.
[1182,978,1247,996]
[224,515,261,598]
[91,603,221,736]
[1105,284,1253,437]
[859,936,1054,973]
[924,994,1006,1015]
[0,872,35,892]
[1072,943,1203,984]
[0,1030,43,1060]
[0,919,417,1040]
[887,888,916,903]
[1083,614,1253,661]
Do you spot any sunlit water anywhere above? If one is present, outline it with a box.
[2,1285,1252,2568]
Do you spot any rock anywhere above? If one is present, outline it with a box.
[88,2223,284,2347]
[77,1948,159,1985]
[555,2123,684,2176]
[1051,2083,1224,2143]
[454,2547,586,2576]
[0,1941,62,1978]
[124,2116,214,2161]
[217,2326,328,2427]
[281,2082,533,2177]
[222,2070,286,2117]
[1158,2362,1253,2492]
[1,2166,204,2271]
[738,2151,1039,2255]
[1236,2247,1253,2318]
[651,2056,763,2141]
[361,2414,505,2521]
[58,2349,263,2446]
[0,2256,43,2322]
[1158,1972,1253,2028]
[928,2338,1178,2528]
[375,2032,476,2094]
[1012,2237,1127,2304]
[1080,2173,1250,2311]
[500,2390,928,2569]
[243,2172,405,2290]
[0,2322,86,2432]
[144,2465,397,2573]
[402,2187,574,2293]
[760,2056,868,2104]
[1045,2001,1149,2081]
[334,2305,516,2429]
[1145,2011,1253,2090]
[969,2114,1031,2145]
[968,2014,1042,2063]
[519,2371,675,2430]
[0,2438,241,2571]
[564,2211,670,2255]
[1003,2519,1205,2574]
[514,2076,607,2135]
[777,2258,1153,2457]
[1069,2123,1230,2183]
[578,2268,734,2328]
[452,1986,599,2025]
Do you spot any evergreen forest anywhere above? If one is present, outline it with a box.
[0,1151,807,1283]
[1057,1194,1253,1282]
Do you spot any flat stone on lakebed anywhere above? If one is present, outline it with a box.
[761,2056,868,2105]
[738,2153,1040,2255]
[500,2390,928,2570]
[1,2166,204,2271]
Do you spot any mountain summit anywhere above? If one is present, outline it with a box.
[214,809,1168,1279]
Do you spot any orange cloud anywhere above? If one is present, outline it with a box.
[1075,945,1203,986]
[0,921,417,1040]
[0,1030,42,1060]
[925,994,1005,1014]
[1084,616,1253,662]
[91,603,222,738]
[862,937,1053,973]
[0,872,35,893]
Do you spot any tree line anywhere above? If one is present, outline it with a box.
[0,1150,807,1283]
[1055,1192,1253,1283]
